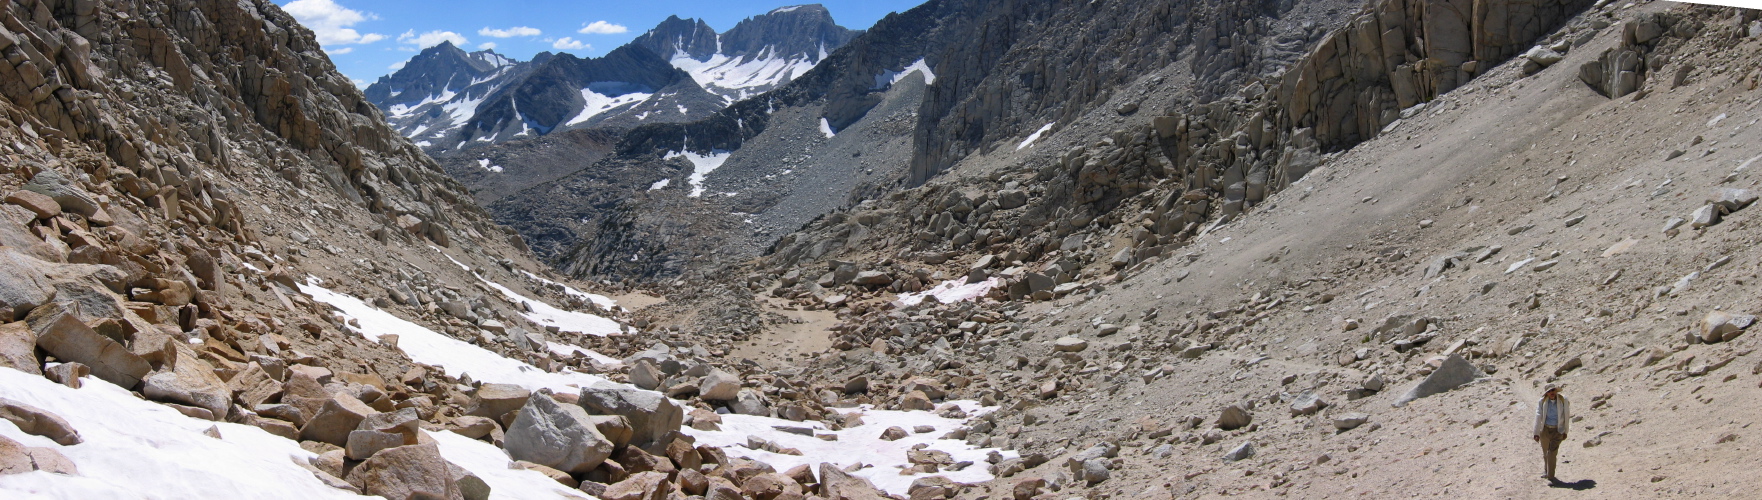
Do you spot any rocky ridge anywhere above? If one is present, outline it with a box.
[0,0,955,499]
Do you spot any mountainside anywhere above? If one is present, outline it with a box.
[364,4,860,157]
[365,43,718,153]
[0,0,997,498]
[488,0,1354,281]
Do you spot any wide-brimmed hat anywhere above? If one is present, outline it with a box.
[1541,383,1562,394]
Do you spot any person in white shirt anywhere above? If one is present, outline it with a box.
[1532,384,1571,482]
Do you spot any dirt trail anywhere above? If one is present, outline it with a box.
[731,297,840,367]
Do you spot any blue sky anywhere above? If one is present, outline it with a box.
[275,0,927,87]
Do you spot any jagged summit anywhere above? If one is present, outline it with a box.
[368,5,860,153]
[630,4,860,101]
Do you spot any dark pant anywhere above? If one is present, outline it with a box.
[1539,426,1565,479]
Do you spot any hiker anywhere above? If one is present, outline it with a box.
[1532,384,1571,482]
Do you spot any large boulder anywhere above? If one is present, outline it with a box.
[818,463,890,500]
[344,442,463,500]
[602,471,673,500]
[26,303,150,388]
[698,369,741,400]
[578,382,683,446]
[141,347,232,418]
[21,170,99,217]
[629,360,663,390]
[0,398,82,445]
[730,388,770,417]
[0,322,39,375]
[465,383,530,419]
[504,393,614,474]
[0,434,78,476]
[0,249,55,322]
[300,393,379,446]
[1392,354,1483,407]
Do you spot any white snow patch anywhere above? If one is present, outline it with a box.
[666,150,732,197]
[819,118,837,138]
[475,158,503,173]
[477,278,623,336]
[299,282,613,393]
[875,58,936,89]
[670,51,818,93]
[649,178,671,190]
[565,88,653,126]
[0,368,364,500]
[684,401,1014,496]
[517,271,618,309]
[545,342,623,367]
[433,253,621,336]
[428,430,587,500]
[1016,122,1054,150]
[895,277,1002,307]
[771,5,802,13]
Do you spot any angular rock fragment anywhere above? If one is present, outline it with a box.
[505,392,614,474]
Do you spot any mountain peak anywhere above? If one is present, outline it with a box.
[767,4,830,15]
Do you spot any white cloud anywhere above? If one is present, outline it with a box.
[477,42,498,50]
[328,47,353,54]
[551,37,589,50]
[351,78,368,88]
[283,0,385,46]
[577,21,628,35]
[398,30,467,49]
[388,61,406,71]
[478,26,541,38]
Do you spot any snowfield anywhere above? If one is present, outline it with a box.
[0,368,364,500]
[685,401,1016,495]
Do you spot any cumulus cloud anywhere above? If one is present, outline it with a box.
[577,21,628,35]
[388,61,406,71]
[477,42,498,50]
[328,47,354,54]
[283,0,385,46]
[479,26,540,38]
[398,30,468,49]
[551,37,589,50]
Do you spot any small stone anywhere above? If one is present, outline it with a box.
[1332,413,1370,431]
[1288,392,1326,416]
[1052,337,1088,352]
[1222,441,1255,462]
[880,426,908,441]
[1701,311,1755,343]
[1690,205,1720,228]
[1216,404,1252,430]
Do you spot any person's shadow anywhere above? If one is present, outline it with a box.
[1549,478,1597,491]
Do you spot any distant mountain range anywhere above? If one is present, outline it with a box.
[364,4,860,153]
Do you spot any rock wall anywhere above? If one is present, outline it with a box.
[906,0,1324,185]
[1156,0,1595,221]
